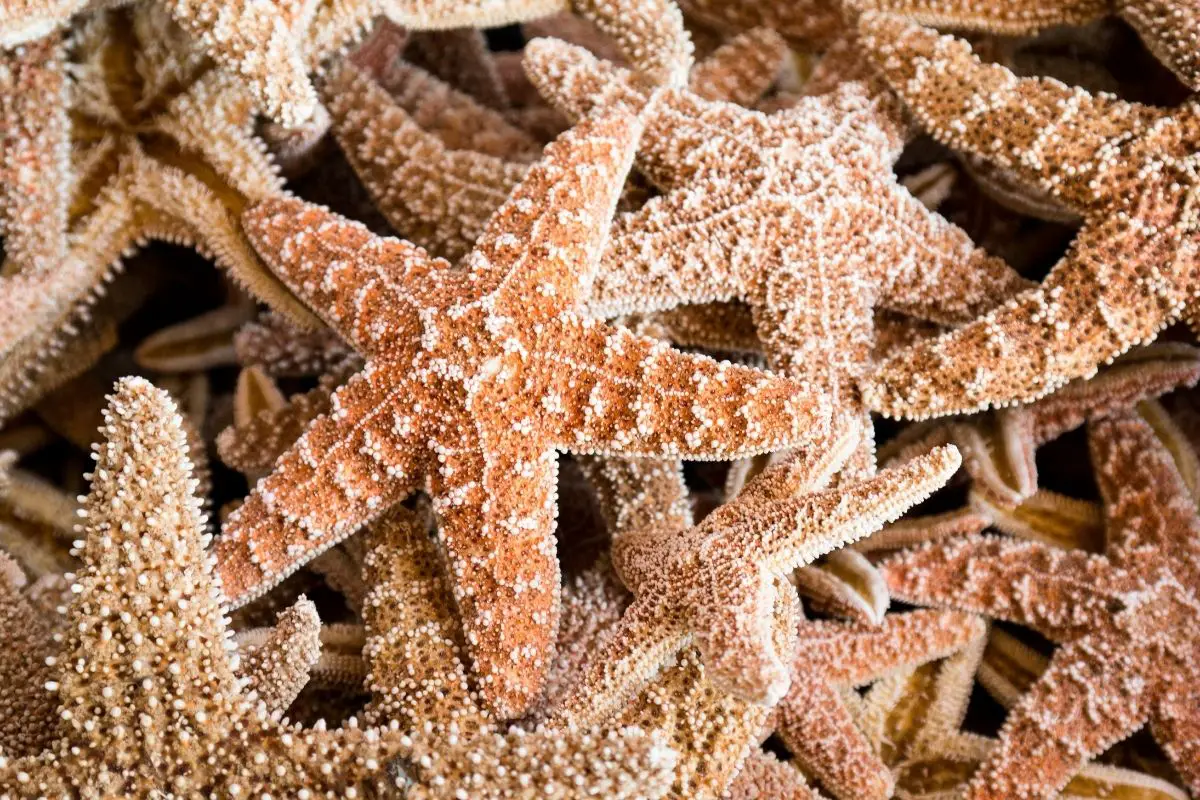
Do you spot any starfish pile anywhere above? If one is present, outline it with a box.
[1,0,1199,797]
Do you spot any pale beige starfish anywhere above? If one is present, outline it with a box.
[0,551,59,756]
[217,106,843,718]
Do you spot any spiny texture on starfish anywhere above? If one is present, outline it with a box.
[234,311,357,378]
[552,432,960,728]
[235,595,321,716]
[0,551,59,756]
[856,13,1200,420]
[881,409,1200,797]
[525,39,1029,447]
[0,377,408,797]
[0,6,318,427]
[865,0,1200,90]
[326,24,785,263]
[218,106,842,718]
[676,0,846,46]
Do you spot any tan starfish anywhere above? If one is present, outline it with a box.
[216,106,843,718]
[0,5,319,426]
[0,451,78,579]
[234,595,322,717]
[132,294,257,373]
[855,13,1200,420]
[525,38,1029,459]
[881,408,1200,797]
[0,551,59,757]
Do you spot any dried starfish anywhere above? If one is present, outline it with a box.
[234,311,358,378]
[551,427,960,727]
[856,13,1200,420]
[0,5,319,425]
[525,39,1029,460]
[326,24,786,262]
[133,297,257,373]
[235,595,322,716]
[217,107,843,718]
[0,551,58,756]
[402,28,510,109]
[881,409,1200,797]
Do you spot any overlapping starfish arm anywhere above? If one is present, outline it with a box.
[856,13,1162,216]
[215,368,426,606]
[864,213,1193,419]
[676,0,845,45]
[235,595,322,716]
[687,26,786,104]
[0,35,68,274]
[324,61,528,261]
[1088,412,1200,584]
[882,535,1136,641]
[403,27,510,109]
[216,371,342,475]
[726,751,821,800]
[0,0,87,46]
[0,551,58,756]
[1119,0,1200,89]
[859,0,1109,34]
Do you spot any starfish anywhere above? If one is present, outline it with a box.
[133,295,257,373]
[0,5,320,426]
[524,39,1029,459]
[0,551,59,756]
[216,106,843,718]
[234,311,358,378]
[0,451,78,579]
[325,23,787,262]
[234,595,322,717]
[402,27,511,110]
[550,424,960,728]
[880,408,1200,797]
[855,13,1200,420]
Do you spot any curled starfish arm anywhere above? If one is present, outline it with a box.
[864,214,1189,419]
[215,368,425,607]
[966,629,1155,800]
[856,12,1162,217]
[794,550,889,624]
[217,375,340,475]
[874,184,1033,326]
[237,597,322,716]
[536,316,837,459]
[242,196,445,351]
[1088,412,1200,585]
[881,535,1134,642]
[0,35,68,274]
[324,62,525,260]
[687,27,786,105]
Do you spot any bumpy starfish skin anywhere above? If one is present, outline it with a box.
[553,436,960,726]
[881,410,1200,797]
[234,311,358,378]
[218,108,841,718]
[525,39,1029,450]
[857,13,1200,420]
[0,378,407,796]
[235,595,322,716]
[0,551,59,756]
[676,0,845,45]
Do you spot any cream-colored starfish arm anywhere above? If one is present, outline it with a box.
[0,0,87,46]
[856,14,1200,419]
[133,301,255,372]
[793,549,889,623]
[973,489,1105,552]
[0,551,58,756]
[235,595,321,716]
[0,35,68,275]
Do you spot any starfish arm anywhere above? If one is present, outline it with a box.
[1152,672,1200,794]
[166,0,318,126]
[0,0,85,46]
[1087,412,1200,585]
[1118,0,1200,89]
[215,365,424,608]
[859,0,1108,34]
[535,316,837,460]
[234,312,357,378]
[217,374,340,475]
[687,27,786,106]
[237,597,322,716]
[777,672,895,800]
[676,0,845,44]
[793,550,889,625]
[794,609,985,687]
[425,436,564,718]
[0,552,58,755]
[403,28,511,110]
[550,595,688,728]
[881,535,1132,641]
[965,630,1154,800]
[725,751,823,800]
[0,35,68,274]
[874,184,1033,326]
[864,214,1190,419]
[324,62,525,261]
[855,13,1161,216]
[466,106,643,320]
[242,196,444,355]
[576,455,692,539]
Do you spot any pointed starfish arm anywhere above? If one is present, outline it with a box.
[855,12,1161,216]
[1119,0,1200,89]
[242,196,445,354]
[217,376,339,475]
[237,597,322,716]
[881,535,1134,641]
[777,673,895,800]
[536,316,838,459]
[465,105,643,320]
[725,751,822,800]
[875,184,1033,325]
[1088,412,1200,585]
[794,609,986,687]
[864,213,1190,419]
[965,630,1155,800]
[215,367,425,607]
[1152,676,1200,793]
[687,27,787,105]
[325,63,525,261]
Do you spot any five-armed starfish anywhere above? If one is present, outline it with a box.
[881,409,1200,797]
[856,13,1200,420]
[217,105,843,718]
[524,39,1029,457]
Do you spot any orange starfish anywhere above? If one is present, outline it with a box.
[217,107,842,718]
[881,409,1200,797]
[856,13,1200,420]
